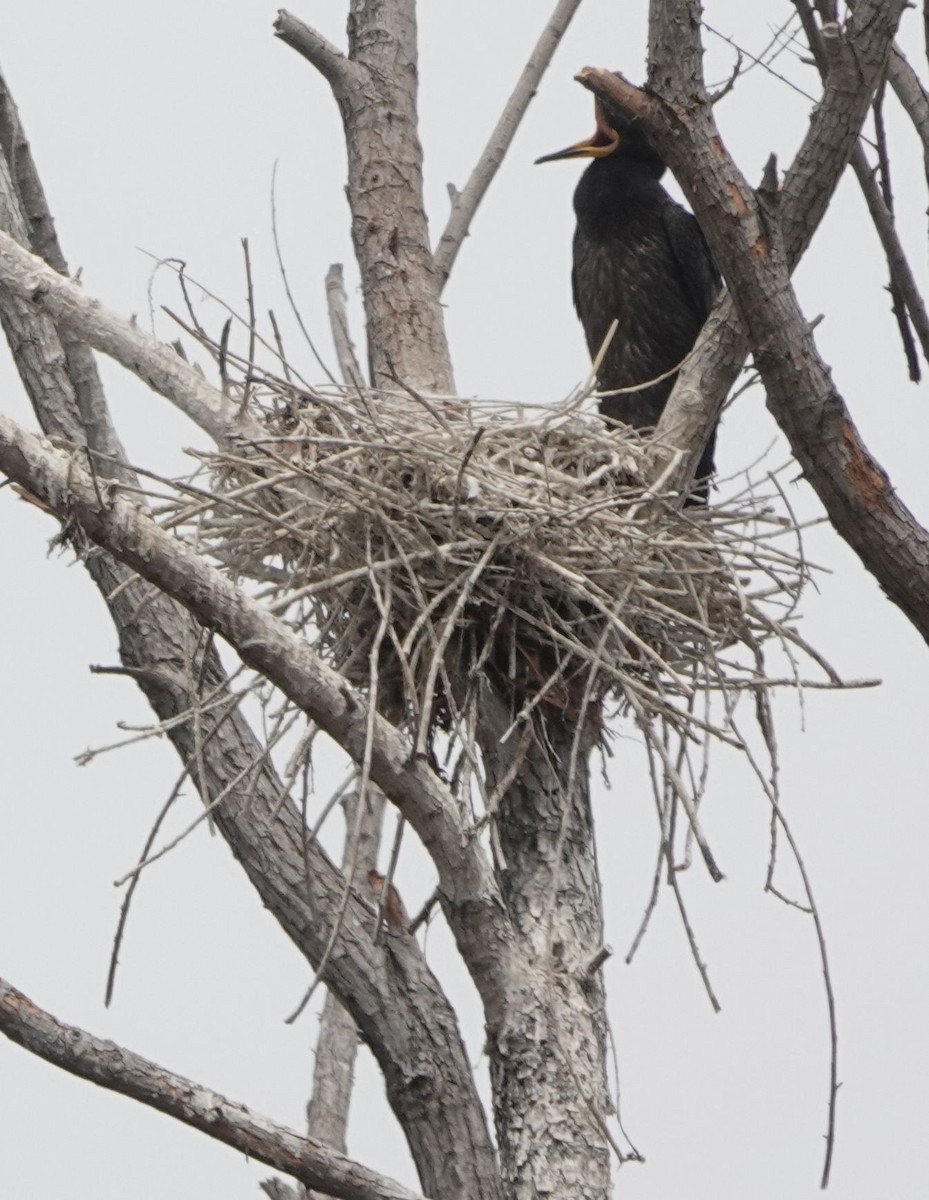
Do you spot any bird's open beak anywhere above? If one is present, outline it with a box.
[535,103,620,164]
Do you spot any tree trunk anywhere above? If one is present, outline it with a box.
[480,697,610,1200]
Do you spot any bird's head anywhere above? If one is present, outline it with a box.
[535,96,664,174]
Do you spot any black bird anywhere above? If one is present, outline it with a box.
[537,97,721,495]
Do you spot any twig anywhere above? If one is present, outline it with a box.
[665,842,721,1013]
[852,133,927,377]
[872,81,921,378]
[408,888,440,935]
[704,19,819,104]
[270,161,339,387]
[240,237,259,411]
[105,777,186,1006]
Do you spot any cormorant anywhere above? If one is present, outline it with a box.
[537,97,721,496]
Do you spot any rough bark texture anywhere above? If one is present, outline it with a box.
[277,4,454,393]
[0,407,502,1200]
[0,978,422,1200]
[0,85,500,1200]
[343,1,453,391]
[478,698,610,1200]
[583,3,929,649]
[281,12,616,1198]
[646,0,913,487]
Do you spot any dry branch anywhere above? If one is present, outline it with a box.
[887,42,929,188]
[581,0,915,1180]
[273,10,362,100]
[0,229,256,444]
[325,263,365,389]
[849,138,929,374]
[433,0,585,288]
[0,977,424,1200]
[649,0,912,491]
[0,406,503,931]
[0,70,130,473]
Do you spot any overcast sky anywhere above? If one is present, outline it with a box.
[2,3,928,1198]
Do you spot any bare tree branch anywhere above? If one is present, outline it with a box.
[886,42,929,189]
[599,0,910,490]
[583,9,929,656]
[791,1,929,375]
[0,408,509,964]
[0,92,500,1200]
[0,69,130,473]
[849,142,929,373]
[273,10,362,100]
[0,228,256,444]
[433,0,584,289]
[0,976,425,1200]
[777,1,907,264]
[262,1181,300,1200]
[307,792,385,1150]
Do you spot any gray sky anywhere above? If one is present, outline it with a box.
[1,2,928,1197]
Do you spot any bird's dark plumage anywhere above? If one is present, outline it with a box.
[539,99,721,494]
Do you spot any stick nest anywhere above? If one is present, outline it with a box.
[182,382,810,743]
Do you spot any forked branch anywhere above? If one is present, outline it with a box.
[635,0,912,489]
[276,1,453,393]
[0,408,504,945]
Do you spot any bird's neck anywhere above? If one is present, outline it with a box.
[573,154,666,227]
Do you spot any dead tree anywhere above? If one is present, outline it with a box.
[1,4,928,1200]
